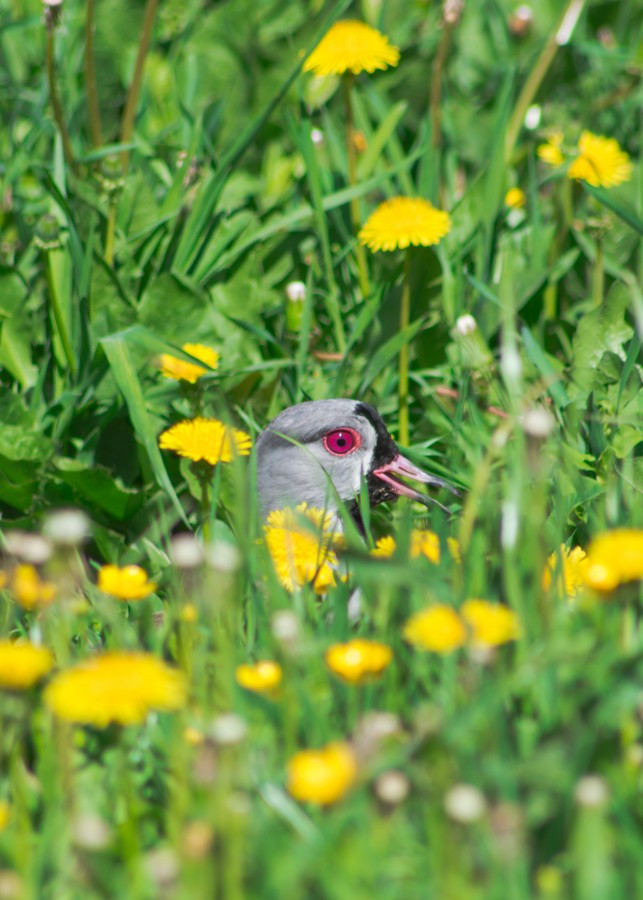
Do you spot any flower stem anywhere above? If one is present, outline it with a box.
[398,249,412,446]
[200,471,211,542]
[592,233,604,308]
[85,0,103,147]
[45,16,75,169]
[505,0,586,162]
[343,74,370,299]
[104,200,117,267]
[119,0,159,174]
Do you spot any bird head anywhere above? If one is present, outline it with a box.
[256,399,457,521]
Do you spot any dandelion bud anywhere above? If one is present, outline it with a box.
[0,871,23,900]
[271,610,301,646]
[4,532,52,565]
[169,534,204,570]
[34,214,62,252]
[71,813,111,851]
[443,0,464,26]
[285,281,306,333]
[43,509,90,547]
[444,784,487,823]
[574,775,609,808]
[452,316,493,370]
[524,104,542,130]
[204,541,241,573]
[208,713,247,747]
[454,314,477,336]
[42,0,63,28]
[182,821,214,860]
[508,6,533,39]
[144,848,179,892]
[353,711,402,760]
[97,156,124,198]
[500,343,522,386]
[374,770,410,810]
[596,26,615,49]
[521,406,555,439]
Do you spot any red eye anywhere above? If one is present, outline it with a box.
[323,428,360,456]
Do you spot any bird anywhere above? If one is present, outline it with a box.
[256,399,458,529]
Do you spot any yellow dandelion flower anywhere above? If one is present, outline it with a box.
[303,20,399,77]
[567,131,632,189]
[0,571,6,590]
[372,530,460,564]
[325,638,392,685]
[0,801,10,831]
[10,565,56,611]
[359,197,451,252]
[461,600,521,647]
[505,187,526,209]
[235,660,283,695]
[0,640,54,690]
[542,545,589,598]
[264,503,340,594]
[97,564,157,601]
[537,131,564,167]
[45,652,186,727]
[159,417,252,465]
[287,741,357,805]
[158,343,220,384]
[403,604,466,654]
[583,529,643,593]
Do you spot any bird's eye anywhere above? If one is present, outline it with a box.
[323,428,360,456]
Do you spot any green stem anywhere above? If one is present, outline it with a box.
[104,200,117,266]
[119,0,159,173]
[398,249,412,446]
[505,0,586,162]
[45,20,75,168]
[200,469,211,541]
[44,251,76,378]
[592,233,604,308]
[343,74,370,299]
[85,0,103,147]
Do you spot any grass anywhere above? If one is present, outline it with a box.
[0,0,641,897]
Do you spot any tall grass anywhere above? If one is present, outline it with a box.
[0,0,641,897]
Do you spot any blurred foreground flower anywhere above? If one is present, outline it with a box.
[0,801,10,831]
[461,600,521,646]
[303,20,399,77]
[403,605,466,653]
[359,197,451,253]
[542,545,588,598]
[373,530,460,564]
[158,343,219,384]
[537,131,564,167]
[505,187,526,209]
[0,640,54,690]
[287,742,357,805]
[583,529,643,593]
[235,660,282,695]
[325,638,392,684]
[568,131,632,188]
[9,565,56,610]
[159,418,252,465]
[97,564,157,601]
[45,652,186,726]
[538,130,632,189]
[264,503,340,593]
[404,601,520,653]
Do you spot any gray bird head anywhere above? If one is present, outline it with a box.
[256,399,457,523]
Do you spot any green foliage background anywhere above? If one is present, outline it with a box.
[0,0,641,897]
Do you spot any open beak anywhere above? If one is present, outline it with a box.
[372,454,460,514]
